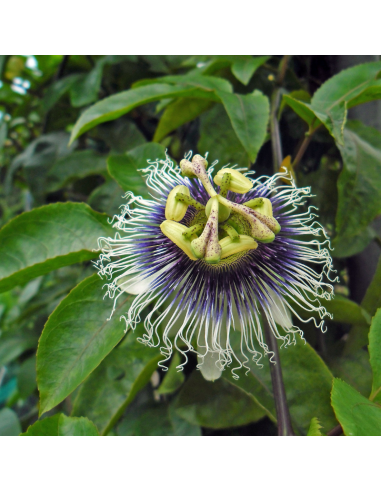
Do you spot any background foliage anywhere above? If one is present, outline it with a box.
[1,55,381,436]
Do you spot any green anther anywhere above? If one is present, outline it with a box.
[244,197,274,219]
[227,214,251,236]
[243,198,264,209]
[220,223,240,241]
[183,223,204,239]
[175,193,205,211]
[219,173,231,198]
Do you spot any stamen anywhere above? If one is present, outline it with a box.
[160,220,198,260]
[219,235,258,258]
[182,223,204,239]
[175,192,205,211]
[219,172,231,198]
[244,197,274,218]
[165,185,190,221]
[220,223,240,241]
[214,168,253,194]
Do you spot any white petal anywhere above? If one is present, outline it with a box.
[266,289,292,329]
[198,351,222,381]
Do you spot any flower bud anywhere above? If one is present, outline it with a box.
[205,197,230,223]
[165,185,190,221]
[214,168,253,194]
[160,220,197,260]
[220,235,258,259]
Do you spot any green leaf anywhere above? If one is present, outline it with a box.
[173,371,266,429]
[42,74,82,112]
[37,274,134,416]
[231,56,270,85]
[0,120,7,151]
[331,378,381,436]
[46,150,107,192]
[307,417,323,436]
[0,408,21,436]
[368,308,381,403]
[198,104,251,169]
[330,349,373,397]
[225,335,337,435]
[88,179,125,217]
[282,94,321,130]
[311,61,381,144]
[0,332,38,366]
[107,142,166,196]
[133,74,232,93]
[362,255,381,316]
[17,355,37,399]
[153,97,214,142]
[320,295,371,325]
[0,203,114,293]
[22,414,99,436]
[117,401,201,436]
[69,60,104,107]
[217,90,270,162]
[333,121,381,257]
[71,334,161,435]
[70,83,222,144]
[157,352,185,395]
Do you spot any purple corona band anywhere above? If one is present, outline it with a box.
[96,153,337,381]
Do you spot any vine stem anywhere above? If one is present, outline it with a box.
[262,309,295,436]
[267,55,295,436]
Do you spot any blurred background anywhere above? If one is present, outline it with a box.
[1,55,381,436]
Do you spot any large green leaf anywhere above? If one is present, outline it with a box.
[198,104,251,169]
[69,83,222,144]
[22,414,99,436]
[71,334,161,435]
[37,274,133,416]
[217,90,270,162]
[133,74,232,93]
[0,408,21,436]
[330,349,373,397]
[157,352,185,395]
[173,371,266,429]
[333,121,381,257]
[331,378,381,436]
[225,335,337,435]
[88,179,125,217]
[107,142,166,196]
[46,150,107,192]
[368,308,381,403]
[282,94,321,130]
[69,60,104,107]
[0,203,114,293]
[311,61,381,144]
[153,97,214,142]
[362,255,381,317]
[0,332,38,366]
[320,295,371,325]
[117,401,201,436]
[231,56,270,85]
[42,74,82,112]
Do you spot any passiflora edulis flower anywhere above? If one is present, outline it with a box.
[96,153,336,381]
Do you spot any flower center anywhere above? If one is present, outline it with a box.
[160,154,281,265]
